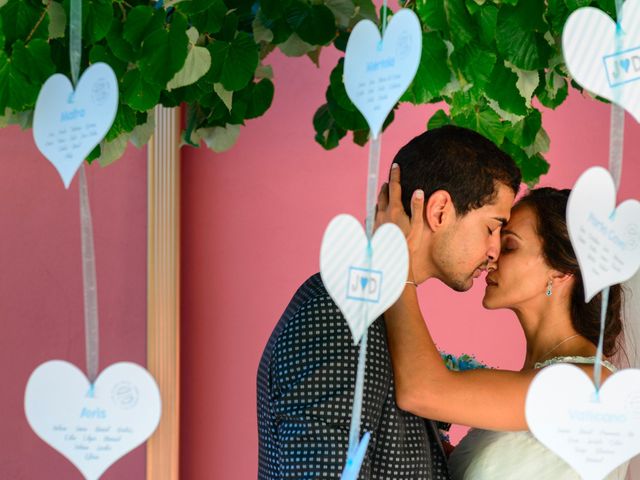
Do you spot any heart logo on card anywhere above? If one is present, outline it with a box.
[33,63,118,188]
[567,167,640,301]
[320,214,408,344]
[526,364,640,480]
[562,0,640,123]
[344,9,422,138]
[25,360,161,480]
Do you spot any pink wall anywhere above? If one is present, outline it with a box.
[1,136,148,478]
[180,47,640,479]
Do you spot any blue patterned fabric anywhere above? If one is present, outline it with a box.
[257,274,450,479]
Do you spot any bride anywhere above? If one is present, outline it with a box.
[376,166,630,479]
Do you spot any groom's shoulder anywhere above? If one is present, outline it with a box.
[281,273,337,324]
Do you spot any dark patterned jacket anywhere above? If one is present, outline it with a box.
[257,274,450,479]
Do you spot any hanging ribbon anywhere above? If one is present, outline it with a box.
[69,0,81,86]
[594,0,625,394]
[69,0,100,385]
[341,3,388,476]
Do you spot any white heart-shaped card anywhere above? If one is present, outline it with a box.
[320,214,408,344]
[344,9,422,138]
[562,0,640,122]
[25,360,161,480]
[33,62,119,188]
[567,167,640,301]
[526,364,640,480]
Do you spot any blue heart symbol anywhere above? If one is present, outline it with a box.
[360,277,369,290]
[621,59,631,73]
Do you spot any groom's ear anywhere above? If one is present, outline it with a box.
[425,190,454,232]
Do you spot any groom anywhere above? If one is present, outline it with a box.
[257,125,521,479]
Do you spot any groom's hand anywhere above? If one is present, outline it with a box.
[375,163,426,261]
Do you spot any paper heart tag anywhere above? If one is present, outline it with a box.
[33,62,119,188]
[320,214,408,344]
[25,360,161,480]
[562,0,640,123]
[526,364,640,480]
[567,167,640,302]
[344,9,422,138]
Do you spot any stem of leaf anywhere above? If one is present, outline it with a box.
[25,2,49,45]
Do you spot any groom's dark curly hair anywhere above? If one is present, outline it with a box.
[391,125,522,216]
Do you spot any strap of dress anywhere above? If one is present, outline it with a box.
[534,355,617,372]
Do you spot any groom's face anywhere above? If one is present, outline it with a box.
[431,183,515,292]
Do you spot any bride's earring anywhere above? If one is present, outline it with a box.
[546,280,553,297]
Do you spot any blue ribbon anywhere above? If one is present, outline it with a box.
[594,0,625,396]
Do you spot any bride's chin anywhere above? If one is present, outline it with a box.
[482,293,498,309]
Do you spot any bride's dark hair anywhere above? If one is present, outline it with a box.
[516,187,624,357]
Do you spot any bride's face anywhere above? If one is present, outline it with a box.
[482,205,553,310]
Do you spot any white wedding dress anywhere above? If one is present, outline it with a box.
[447,356,630,480]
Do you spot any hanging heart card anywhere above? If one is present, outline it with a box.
[25,360,161,480]
[33,62,118,188]
[343,8,422,138]
[566,167,640,301]
[563,0,640,122]
[320,214,408,345]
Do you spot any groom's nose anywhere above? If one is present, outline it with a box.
[487,236,500,263]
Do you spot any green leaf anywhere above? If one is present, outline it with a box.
[0,52,37,111]
[313,102,347,149]
[353,0,377,24]
[11,39,55,84]
[278,32,315,56]
[352,129,369,146]
[139,13,189,87]
[253,12,274,43]
[213,83,233,111]
[89,44,127,78]
[453,106,505,146]
[329,59,356,112]
[564,0,591,10]
[181,0,226,34]
[443,0,476,46]
[130,110,155,148]
[123,6,163,50]
[326,85,368,131]
[403,32,451,104]
[501,138,549,185]
[417,0,447,32]
[536,70,568,109]
[245,79,274,119]
[106,103,136,141]
[507,62,539,108]
[167,45,211,90]
[1,1,49,44]
[195,123,241,152]
[427,109,451,130]
[47,1,66,39]
[496,1,552,70]
[122,69,161,111]
[107,20,137,63]
[208,32,258,91]
[506,109,541,147]
[325,0,355,28]
[451,42,496,89]
[261,0,293,20]
[286,2,336,46]
[256,10,292,45]
[476,4,497,45]
[484,60,527,116]
[97,133,130,167]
